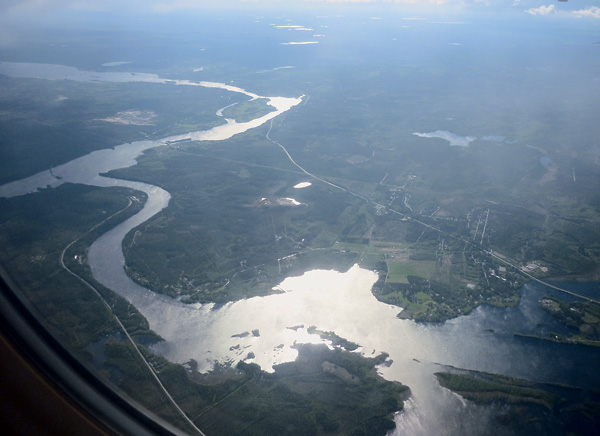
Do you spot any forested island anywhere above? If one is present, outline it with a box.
[435,370,600,436]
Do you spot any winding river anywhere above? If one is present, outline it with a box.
[2,62,600,435]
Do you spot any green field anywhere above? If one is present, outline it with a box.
[386,260,436,284]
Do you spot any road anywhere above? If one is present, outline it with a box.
[59,195,207,436]
[265,121,600,306]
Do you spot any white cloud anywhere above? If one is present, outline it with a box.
[281,41,319,45]
[573,7,600,19]
[525,5,554,16]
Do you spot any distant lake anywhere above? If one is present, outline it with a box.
[413,130,476,147]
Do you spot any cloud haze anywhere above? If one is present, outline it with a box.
[2,0,599,18]
[525,5,554,16]
[572,6,600,19]
[0,0,523,13]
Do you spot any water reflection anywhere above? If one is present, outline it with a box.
[138,266,600,434]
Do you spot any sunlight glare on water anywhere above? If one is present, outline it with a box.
[151,266,401,372]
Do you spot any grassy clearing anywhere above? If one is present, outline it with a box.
[333,241,368,253]
[386,260,435,284]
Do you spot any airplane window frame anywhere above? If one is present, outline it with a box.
[0,265,192,436]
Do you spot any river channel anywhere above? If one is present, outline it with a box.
[2,62,600,435]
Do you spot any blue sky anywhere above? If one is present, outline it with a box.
[0,0,599,17]
[0,0,598,41]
